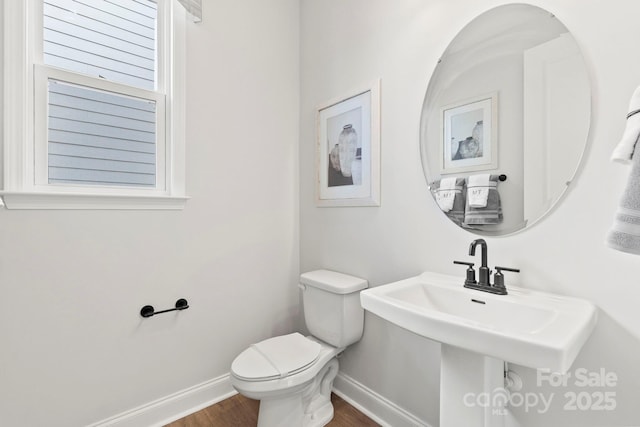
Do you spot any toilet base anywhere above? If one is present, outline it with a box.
[301,391,334,427]
[255,357,339,427]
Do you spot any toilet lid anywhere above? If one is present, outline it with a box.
[231,333,322,381]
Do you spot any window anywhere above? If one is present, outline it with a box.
[3,0,187,209]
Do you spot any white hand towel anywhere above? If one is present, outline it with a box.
[611,85,640,164]
[467,174,491,207]
[607,139,640,254]
[436,177,457,212]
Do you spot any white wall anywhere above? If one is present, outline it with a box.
[300,0,640,426]
[0,1,300,426]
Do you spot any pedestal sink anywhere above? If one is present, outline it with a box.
[360,272,597,427]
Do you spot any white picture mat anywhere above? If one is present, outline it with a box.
[440,92,498,174]
[316,80,380,207]
[318,91,371,200]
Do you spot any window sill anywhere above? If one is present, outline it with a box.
[0,191,189,210]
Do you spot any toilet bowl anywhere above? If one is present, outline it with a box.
[231,334,341,427]
[230,270,368,427]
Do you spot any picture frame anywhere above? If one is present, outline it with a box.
[440,92,498,174]
[316,80,380,207]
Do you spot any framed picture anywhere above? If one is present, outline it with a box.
[316,80,380,207]
[440,92,498,174]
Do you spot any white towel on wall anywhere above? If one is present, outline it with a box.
[611,85,640,164]
[436,177,457,212]
[607,141,640,254]
[467,174,491,207]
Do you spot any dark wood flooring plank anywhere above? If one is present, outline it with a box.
[329,393,379,426]
[165,392,379,427]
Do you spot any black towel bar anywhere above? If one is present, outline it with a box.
[498,174,507,181]
[140,299,189,318]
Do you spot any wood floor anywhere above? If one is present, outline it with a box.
[165,393,380,427]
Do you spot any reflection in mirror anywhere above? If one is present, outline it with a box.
[420,4,591,236]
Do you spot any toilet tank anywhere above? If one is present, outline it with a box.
[300,270,368,348]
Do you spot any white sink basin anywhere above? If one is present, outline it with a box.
[360,271,597,373]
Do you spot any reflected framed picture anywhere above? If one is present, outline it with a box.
[440,92,498,174]
[316,80,380,207]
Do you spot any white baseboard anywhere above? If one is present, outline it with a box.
[333,372,432,427]
[87,374,236,427]
[88,371,430,427]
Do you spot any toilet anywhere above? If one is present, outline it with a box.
[230,270,368,427]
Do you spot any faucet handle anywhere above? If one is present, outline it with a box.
[493,266,520,291]
[495,266,520,273]
[454,260,476,286]
[453,260,474,267]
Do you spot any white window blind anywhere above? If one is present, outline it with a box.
[177,0,201,22]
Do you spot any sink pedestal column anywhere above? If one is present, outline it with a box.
[441,344,507,427]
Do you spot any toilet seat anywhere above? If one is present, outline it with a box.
[231,332,322,382]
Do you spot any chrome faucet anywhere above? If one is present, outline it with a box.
[454,239,520,295]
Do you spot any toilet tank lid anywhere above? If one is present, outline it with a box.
[300,270,368,294]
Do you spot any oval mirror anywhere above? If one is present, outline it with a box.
[420,4,591,236]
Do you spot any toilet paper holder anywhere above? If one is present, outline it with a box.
[140,298,189,318]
